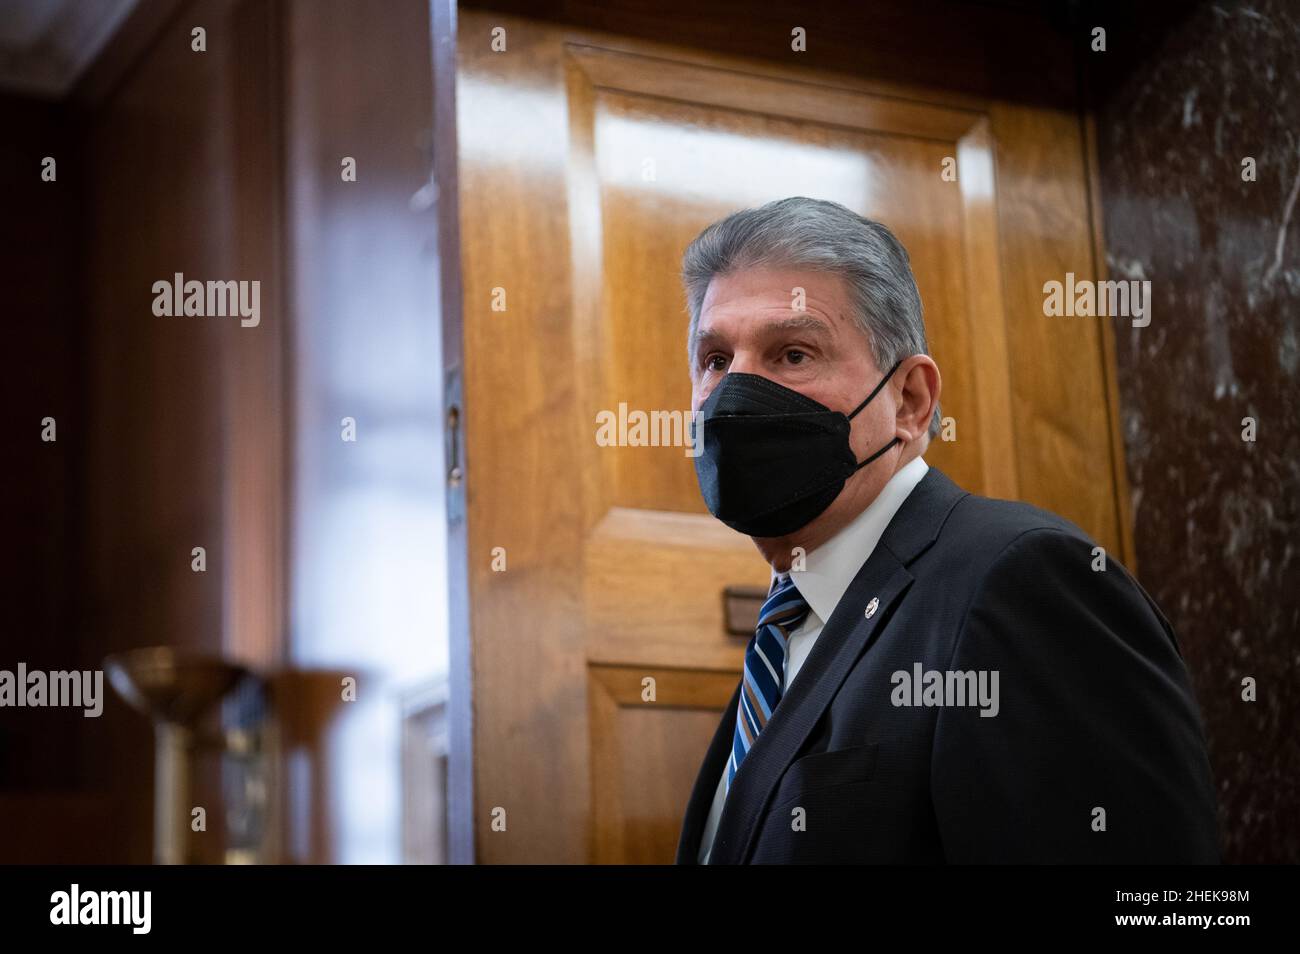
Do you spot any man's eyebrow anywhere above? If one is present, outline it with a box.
[690,326,728,360]
[760,314,835,337]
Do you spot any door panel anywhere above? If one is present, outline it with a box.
[457,12,1124,862]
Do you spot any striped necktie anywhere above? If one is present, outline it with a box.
[727,573,812,795]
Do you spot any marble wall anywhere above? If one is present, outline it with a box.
[1091,0,1299,862]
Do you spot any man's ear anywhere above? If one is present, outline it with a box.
[896,355,941,441]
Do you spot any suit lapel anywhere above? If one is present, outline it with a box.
[674,678,742,863]
[706,556,913,864]
[704,466,969,864]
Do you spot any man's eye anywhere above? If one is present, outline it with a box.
[784,349,808,365]
[705,354,728,372]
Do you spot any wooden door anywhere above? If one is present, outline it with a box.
[454,10,1129,863]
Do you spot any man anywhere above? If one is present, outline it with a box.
[674,197,1219,864]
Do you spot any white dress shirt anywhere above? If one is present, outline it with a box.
[697,455,929,863]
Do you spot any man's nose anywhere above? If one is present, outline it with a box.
[727,353,761,376]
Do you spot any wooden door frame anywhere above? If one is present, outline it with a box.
[430,0,475,865]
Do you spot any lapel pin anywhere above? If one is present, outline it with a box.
[865,597,879,619]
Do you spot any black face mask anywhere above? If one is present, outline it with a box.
[691,360,903,537]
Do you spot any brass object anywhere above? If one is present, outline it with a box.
[105,648,271,865]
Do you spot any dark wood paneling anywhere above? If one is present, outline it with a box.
[75,0,283,863]
[0,93,86,797]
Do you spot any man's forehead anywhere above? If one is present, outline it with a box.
[702,266,849,307]
[692,312,836,343]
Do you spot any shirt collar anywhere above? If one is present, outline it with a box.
[779,456,929,624]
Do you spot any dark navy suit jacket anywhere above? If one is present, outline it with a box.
[676,467,1220,863]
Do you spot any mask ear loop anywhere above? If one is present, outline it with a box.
[846,359,905,420]
[846,358,906,472]
[853,436,901,471]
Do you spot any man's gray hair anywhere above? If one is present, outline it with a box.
[682,196,941,438]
